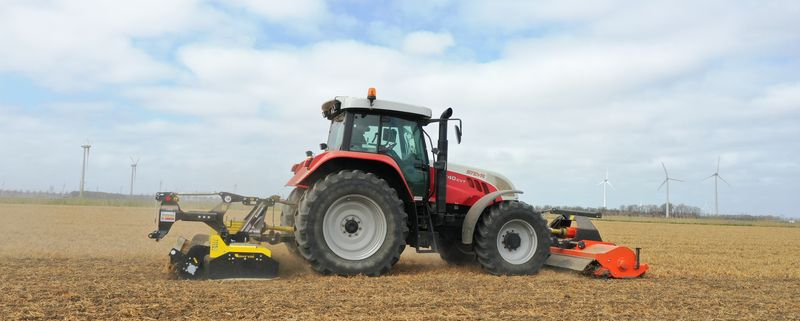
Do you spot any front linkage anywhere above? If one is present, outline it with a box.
[148,192,294,279]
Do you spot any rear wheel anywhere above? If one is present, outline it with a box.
[474,201,550,275]
[295,170,408,276]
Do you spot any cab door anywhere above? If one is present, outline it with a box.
[378,116,429,199]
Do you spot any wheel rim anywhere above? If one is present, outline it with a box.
[496,219,538,265]
[322,194,387,261]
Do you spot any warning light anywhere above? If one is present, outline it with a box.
[367,87,377,106]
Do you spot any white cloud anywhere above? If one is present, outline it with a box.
[402,31,455,55]
[1,1,800,216]
[754,83,800,113]
[0,0,226,90]
[458,0,620,32]
[229,0,328,33]
[231,0,327,20]
[111,31,799,215]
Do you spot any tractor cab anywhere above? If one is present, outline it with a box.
[317,92,440,199]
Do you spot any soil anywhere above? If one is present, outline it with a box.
[1,204,798,320]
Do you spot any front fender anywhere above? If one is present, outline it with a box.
[461,190,523,245]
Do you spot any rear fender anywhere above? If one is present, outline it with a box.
[460,190,523,245]
[285,151,414,202]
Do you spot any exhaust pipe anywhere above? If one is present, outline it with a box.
[435,108,453,215]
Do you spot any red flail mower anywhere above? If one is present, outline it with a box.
[545,209,648,278]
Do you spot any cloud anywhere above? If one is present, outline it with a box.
[1,1,800,216]
[0,0,222,90]
[230,0,327,21]
[457,0,620,32]
[402,31,455,55]
[228,0,329,34]
[753,83,800,113]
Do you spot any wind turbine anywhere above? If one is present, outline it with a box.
[597,169,614,208]
[703,156,730,215]
[79,141,92,198]
[657,162,683,218]
[129,157,139,197]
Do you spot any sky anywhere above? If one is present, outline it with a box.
[0,0,799,217]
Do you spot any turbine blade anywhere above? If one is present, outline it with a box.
[703,174,715,180]
[672,178,685,182]
[718,175,731,186]
[597,180,605,186]
[657,179,667,190]
[607,181,615,190]
[661,162,668,176]
[716,156,721,173]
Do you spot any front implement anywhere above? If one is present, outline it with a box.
[148,192,293,279]
[545,209,649,278]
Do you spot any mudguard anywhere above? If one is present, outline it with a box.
[285,151,414,200]
[461,190,523,245]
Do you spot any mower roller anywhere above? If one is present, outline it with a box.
[147,88,648,279]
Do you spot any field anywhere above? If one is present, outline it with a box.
[1,203,798,321]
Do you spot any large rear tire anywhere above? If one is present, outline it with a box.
[295,170,408,276]
[474,201,550,275]
[280,188,305,257]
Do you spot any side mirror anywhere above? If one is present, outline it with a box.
[455,125,462,144]
[320,143,328,150]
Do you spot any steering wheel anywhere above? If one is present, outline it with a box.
[382,142,399,158]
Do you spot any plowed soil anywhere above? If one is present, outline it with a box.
[1,203,798,320]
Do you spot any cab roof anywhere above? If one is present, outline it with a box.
[322,96,433,119]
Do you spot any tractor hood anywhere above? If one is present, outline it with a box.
[448,163,518,200]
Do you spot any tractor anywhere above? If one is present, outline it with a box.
[280,88,550,276]
[149,88,648,279]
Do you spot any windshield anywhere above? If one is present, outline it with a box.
[326,113,345,151]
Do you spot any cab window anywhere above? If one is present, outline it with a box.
[349,114,380,153]
[379,117,425,164]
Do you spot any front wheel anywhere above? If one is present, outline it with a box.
[474,201,550,275]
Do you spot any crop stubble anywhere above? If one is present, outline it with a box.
[0,203,798,320]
